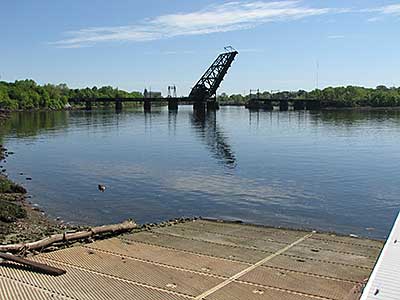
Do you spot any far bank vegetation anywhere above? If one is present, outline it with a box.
[1,80,400,109]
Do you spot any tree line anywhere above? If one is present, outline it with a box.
[1,80,400,110]
[218,85,400,107]
[0,80,142,110]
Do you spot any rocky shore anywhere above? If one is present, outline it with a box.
[0,127,68,245]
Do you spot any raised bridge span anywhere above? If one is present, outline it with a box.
[69,48,239,112]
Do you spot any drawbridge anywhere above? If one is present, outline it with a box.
[68,48,238,112]
[189,47,238,109]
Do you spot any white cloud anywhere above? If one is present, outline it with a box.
[327,35,345,39]
[363,3,400,21]
[367,17,381,23]
[240,48,265,53]
[52,1,339,48]
[378,4,400,16]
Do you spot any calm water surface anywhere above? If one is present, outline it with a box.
[1,107,399,239]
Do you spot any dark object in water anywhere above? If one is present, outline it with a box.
[26,177,32,181]
[98,184,106,192]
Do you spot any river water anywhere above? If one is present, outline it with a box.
[1,107,399,239]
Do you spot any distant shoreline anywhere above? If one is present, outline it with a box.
[2,104,400,113]
[220,103,400,111]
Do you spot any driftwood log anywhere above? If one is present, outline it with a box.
[0,253,66,276]
[0,220,137,253]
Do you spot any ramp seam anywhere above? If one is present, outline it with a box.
[118,237,254,265]
[33,257,195,299]
[0,272,77,300]
[170,226,377,258]
[83,244,226,280]
[193,233,313,300]
[280,253,373,270]
[258,265,360,283]
[149,230,276,253]
[148,230,374,269]
[235,280,334,300]
[119,237,361,284]
[309,237,382,249]
[95,238,361,284]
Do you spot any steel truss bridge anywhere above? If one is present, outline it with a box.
[69,48,239,112]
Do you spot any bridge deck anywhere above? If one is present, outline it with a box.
[248,98,319,102]
[69,97,190,103]
[0,219,383,300]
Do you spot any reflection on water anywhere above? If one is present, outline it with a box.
[0,111,69,139]
[191,110,236,169]
[1,107,400,239]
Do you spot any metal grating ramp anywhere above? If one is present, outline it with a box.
[361,212,400,300]
[0,219,384,300]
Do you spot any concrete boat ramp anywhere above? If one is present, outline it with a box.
[0,219,384,300]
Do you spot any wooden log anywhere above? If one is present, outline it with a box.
[0,220,137,253]
[0,253,66,276]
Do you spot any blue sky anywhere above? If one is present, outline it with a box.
[1,1,399,95]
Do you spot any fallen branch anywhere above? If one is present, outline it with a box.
[0,253,66,276]
[0,220,137,253]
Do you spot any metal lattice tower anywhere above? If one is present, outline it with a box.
[167,85,177,98]
[189,48,238,102]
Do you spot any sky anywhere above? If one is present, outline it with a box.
[0,0,399,96]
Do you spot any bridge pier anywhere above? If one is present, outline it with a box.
[193,102,206,112]
[143,101,151,112]
[168,99,178,111]
[245,100,260,110]
[279,100,289,111]
[305,100,321,110]
[85,101,92,111]
[207,101,220,111]
[115,100,123,111]
[293,100,305,110]
[193,105,206,121]
[262,100,273,111]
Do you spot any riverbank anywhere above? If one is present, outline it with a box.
[0,143,67,245]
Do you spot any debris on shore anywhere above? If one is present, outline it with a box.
[0,220,136,253]
[0,175,67,246]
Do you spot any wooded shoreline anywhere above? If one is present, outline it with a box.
[1,80,400,110]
